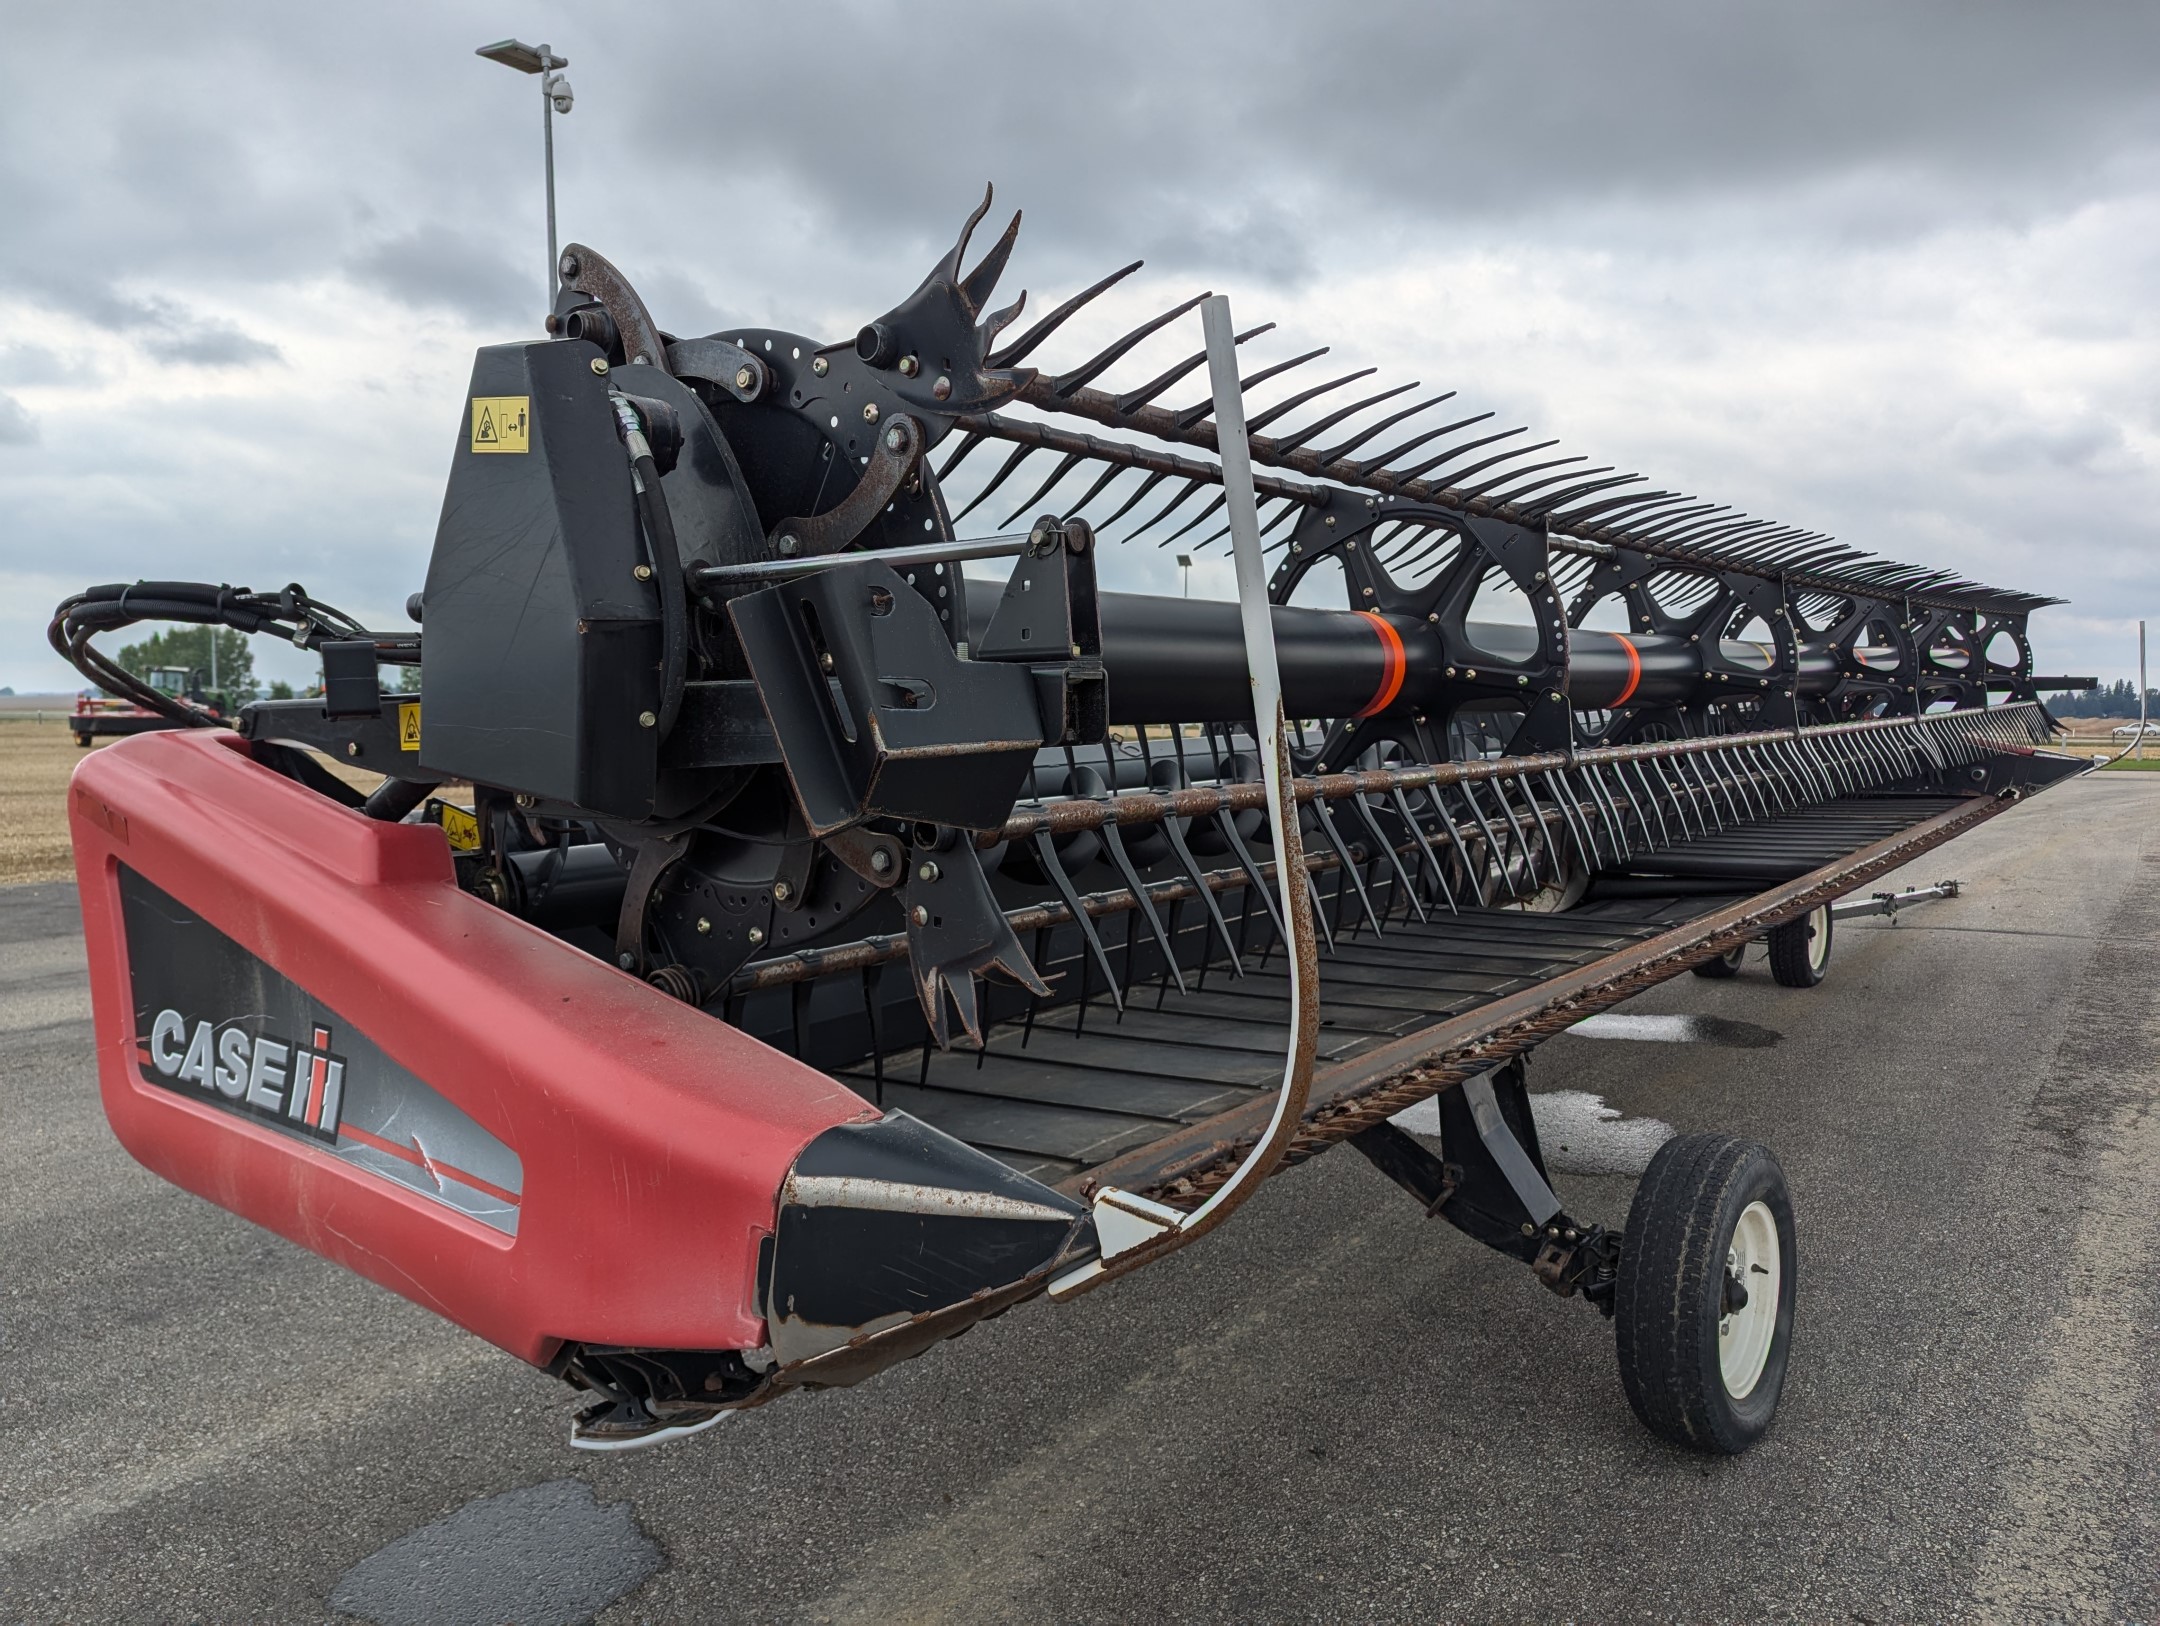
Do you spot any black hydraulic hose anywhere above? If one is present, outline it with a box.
[47,580,415,727]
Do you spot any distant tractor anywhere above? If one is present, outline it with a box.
[73,667,222,747]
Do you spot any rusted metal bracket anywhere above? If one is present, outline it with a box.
[770,414,925,558]
[559,242,669,373]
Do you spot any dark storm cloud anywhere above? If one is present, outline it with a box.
[350,225,532,327]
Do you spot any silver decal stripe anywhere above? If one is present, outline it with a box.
[783,1174,1074,1223]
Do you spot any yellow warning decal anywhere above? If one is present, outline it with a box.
[432,801,481,852]
[469,396,530,454]
[397,700,422,751]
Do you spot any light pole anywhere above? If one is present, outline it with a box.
[1177,553,1193,598]
[476,39,574,311]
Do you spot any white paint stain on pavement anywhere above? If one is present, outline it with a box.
[1388,1090,1675,1177]
[1567,1012,1780,1048]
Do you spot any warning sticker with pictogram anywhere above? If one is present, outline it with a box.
[469,396,530,454]
[398,701,422,751]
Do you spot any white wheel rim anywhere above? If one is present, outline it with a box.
[1806,906,1830,973]
[1719,1199,1782,1399]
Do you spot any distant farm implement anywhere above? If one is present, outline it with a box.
[53,189,2089,1454]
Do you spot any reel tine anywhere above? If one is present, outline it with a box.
[1430,784,1493,907]
[1114,324,1273,415]
[1160,815,1244,975]
[1347,786,1426,923]
[1482,776,1540,889]
[1538,767,1598,875]
[1309,794,1384,935]
[1351,409,1490,478]
[1031,829,1124,1014]
[999,451,1088,527]
[1119,475,1208,541]
[1315,393,1466,466]
[1215,805,1289,941]
[1455,780,1512,898]
[988,259,1144,369]
[1390,783,1456,913]
[937,429,990,481]
[1051,293,1210,398]
[1270,380,1422,456]
[1624,759,1672,848]
[1246,367,1378,434]
[1100,819,1187,994]
[1058,459,1129,523]
[950,442,1037,524]
[1510,768,1562,880]
[1172,345,1331,430]
[1157,491,1229,547]
[1097,468,1170,530]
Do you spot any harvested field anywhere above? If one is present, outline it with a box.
[0,717,389,885]
[0,719,96,885]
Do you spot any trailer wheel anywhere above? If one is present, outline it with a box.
[74,733,93,749]
[1767,904,1832,988]
[1615,1133,1795,1455]
[1691,944,1746,980]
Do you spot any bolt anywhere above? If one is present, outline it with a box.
[931,375,952,400]
[917,861,941,883]
[618,952,637,970]
[515,793,535,808]
[819,651,835,673]
[912,905,930,926]
[735,365,756,391]
[1534,571,1546,583]
[884,424,906,452]
[898,355,919,377]
[1363,586,1376,598]
[811,355,830,377]
[1346,540,1357,552]
[560,253,581,279]
[1546,1225,1560,1238]
[1324,515,1336,528]
[1446,666,1457,678]
[1427,613,1439,623]
[696,917,712,935]
[1521,1222,1537,1237]
[1290,542,1303,555]
[870,847,894,875]
[863,402,881,424]
[777,534,800,557]
[345,741,361,758]
[590,357,609,376]
[1550,691,1564,703]
[637,710,657,728]
[747,926,766,946]
[1518,675,1530,686]
[633,563,653,581]
[1466,668,1478,680]
[773,881,791,901]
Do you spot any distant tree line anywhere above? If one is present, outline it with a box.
[2051,679,2159,719]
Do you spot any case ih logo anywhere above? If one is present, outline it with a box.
[145,1010,345,1143]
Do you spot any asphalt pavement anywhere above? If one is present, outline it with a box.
[3,774,2157,1624]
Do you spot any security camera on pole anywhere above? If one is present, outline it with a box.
[475,39,574,312]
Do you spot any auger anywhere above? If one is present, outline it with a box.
[53,186,2091,1453]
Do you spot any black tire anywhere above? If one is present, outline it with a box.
[1767,904,1832,988]
[1615,1133,1797,1455]
[1691,944,1747,980]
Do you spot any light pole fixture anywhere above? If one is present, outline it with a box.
[1176,553,1193,598]
[476,39,573,312]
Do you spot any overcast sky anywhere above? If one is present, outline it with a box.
[5,1,2158,692]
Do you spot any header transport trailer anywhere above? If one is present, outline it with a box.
[52,190,2089,1454]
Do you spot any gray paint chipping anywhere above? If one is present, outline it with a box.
[329,1479,663,1626]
